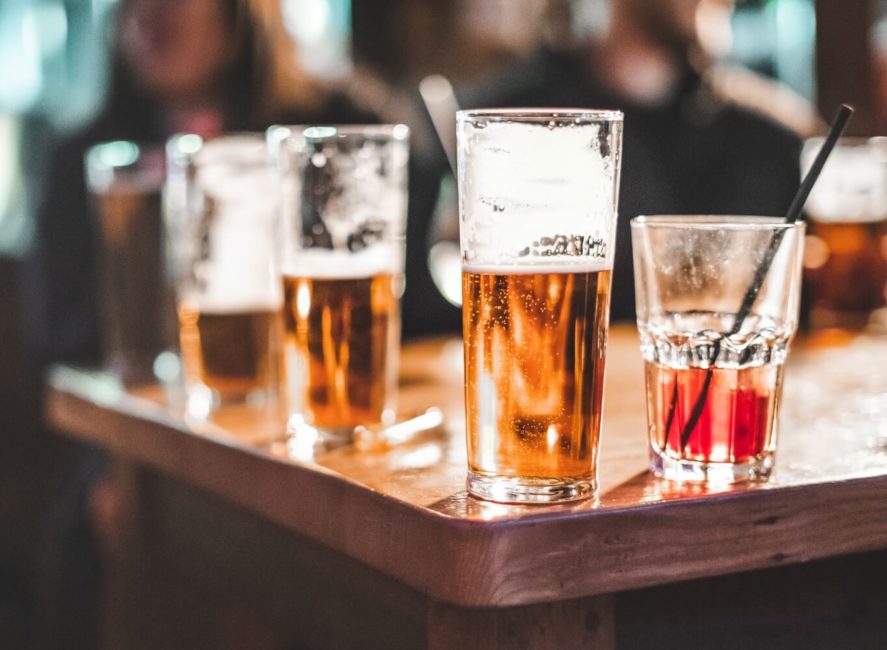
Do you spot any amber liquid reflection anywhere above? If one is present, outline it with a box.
[94,187,177,384]
[178,306,284,400]
[282,274,400,430]
[645,362,782,464]
[805,219,887,330]
[462,268,611,480]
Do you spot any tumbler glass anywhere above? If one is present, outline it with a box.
[165,133,285,420]
[275,125,409,444]
[632,216,806,483]
[457,109,623,503]
[85,140,178,387]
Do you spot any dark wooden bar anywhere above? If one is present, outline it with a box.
[47,327,887,648]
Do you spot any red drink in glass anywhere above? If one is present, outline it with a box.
[645,361,783,466]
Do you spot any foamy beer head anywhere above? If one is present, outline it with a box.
[167,133,281,313]
[457,109,622,273]
[456,109,623,504]
[802,137,887,223]
[275,124,409,273]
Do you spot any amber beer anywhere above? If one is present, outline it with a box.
[178,304,284,402]
[462,265,612,495]
[804,218,887,330]
[93,185,178,385]
[282,271,400,431]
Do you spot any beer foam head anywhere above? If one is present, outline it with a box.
[462,259,612,275]
[802,137,887,222]
[179,135,282,312]
[194,135,275,213]
[457,110,622,270]
[282,244,402,279]
[278,126,409,253]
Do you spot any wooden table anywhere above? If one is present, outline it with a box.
[47,326,887,649]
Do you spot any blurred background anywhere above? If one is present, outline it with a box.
[0,0,886,647]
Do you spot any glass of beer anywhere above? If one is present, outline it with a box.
[85,141,178,387]
[274,125,409,444]
[165,134,285,420]
[801,137,887,333]
[457,109,623,503]
[632,216,806,483]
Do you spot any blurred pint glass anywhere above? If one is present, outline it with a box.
[276,125,409,443]
[166,134,284,419]
[457,109,623,503]
[801,137,887,332]
[85,141,178,386]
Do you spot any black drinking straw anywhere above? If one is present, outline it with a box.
[666,104,854,452]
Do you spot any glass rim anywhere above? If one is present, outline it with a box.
[631,215,804,231]
[166,133,268,170]
[457,108,623,123]
[269,123,410,141]
[86,140,162,170]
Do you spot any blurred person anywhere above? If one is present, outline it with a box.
[422,0,820,326]
[28,0,374,367]
[25,1,374,647]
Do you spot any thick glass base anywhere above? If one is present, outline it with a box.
[284,414,357,460]
[650,449,774,484]
[467,471,596,504]
[185,383,280,421]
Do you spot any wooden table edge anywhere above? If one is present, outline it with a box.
[46,367,887,609]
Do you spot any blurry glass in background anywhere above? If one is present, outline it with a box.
[166,133,284,421]
[85,139,177,387]
[276,125,408,447]
[801,137,887,334]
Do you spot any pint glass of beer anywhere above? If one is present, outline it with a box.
[801,137,887,332]
[457,109,623,503]
[85,141,178,387]
[166,134,285,420]
[275,125,409,443]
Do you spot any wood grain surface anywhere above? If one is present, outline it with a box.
[46,325,887,607]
